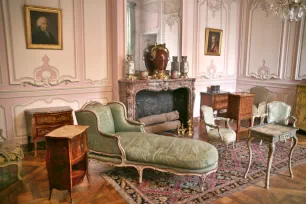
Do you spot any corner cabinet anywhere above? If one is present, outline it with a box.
[296,84,306,131]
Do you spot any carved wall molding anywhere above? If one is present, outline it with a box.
[245,0,284,80]
[13,98,80,138]
[195,0,239,79]
[163,0,181,15]
[208,0,222,18]
[82,0,112,86]
[2,0,79,86]
[20,55,73,87]
[119,79,195,122]
[200,59,226,79]
[249,60,279,80]
[295,18,306,80]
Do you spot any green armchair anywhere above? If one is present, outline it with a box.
[75,101,218,191]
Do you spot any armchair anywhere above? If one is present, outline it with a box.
[250,86,270,127]
[75,101,219,191]
[201,105,236,150]
[0,129,24,180]
[264,101,296,127]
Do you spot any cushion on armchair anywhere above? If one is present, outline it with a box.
[267,101,291,125]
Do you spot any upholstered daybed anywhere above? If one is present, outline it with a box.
[75,101,218,191]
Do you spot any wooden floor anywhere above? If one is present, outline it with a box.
[1,121,306,204]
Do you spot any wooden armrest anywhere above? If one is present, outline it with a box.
[287,116,297,127]
[214,117,231,129]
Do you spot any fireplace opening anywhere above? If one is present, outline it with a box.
[135,88,189,125]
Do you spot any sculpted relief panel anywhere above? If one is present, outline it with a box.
[246,0,283,80]
[196,0,240,79]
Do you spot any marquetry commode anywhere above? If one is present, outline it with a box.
[25,106,74,157]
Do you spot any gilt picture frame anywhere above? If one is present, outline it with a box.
[204,28,223,56]
[25,5,62,49]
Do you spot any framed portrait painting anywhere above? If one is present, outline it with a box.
[24,5,62,49]
[204,28,223,56]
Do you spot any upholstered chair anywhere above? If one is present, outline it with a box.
[201,105,236,150]
[250,86,270,127]
[265,101,296,127]
[261,101,297,145]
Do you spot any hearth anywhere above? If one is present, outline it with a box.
[119,79,195,125]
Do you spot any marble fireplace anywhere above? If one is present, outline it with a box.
[119,78,195,125]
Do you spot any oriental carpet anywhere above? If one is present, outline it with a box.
[101,139,306,204]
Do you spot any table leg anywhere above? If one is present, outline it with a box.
[266,143,275,189]
[289,136,298,178]
[244,136,255,178]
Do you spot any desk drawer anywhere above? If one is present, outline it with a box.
[36,126,62,137]
[214,102,228,109]
[35,112,72,125]
[214,95,228,102]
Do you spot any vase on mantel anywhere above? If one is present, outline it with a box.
[151,43,169,80]
[171,56,180,79]
[180,56,189,79]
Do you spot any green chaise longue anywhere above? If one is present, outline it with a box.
[75,101,218,191]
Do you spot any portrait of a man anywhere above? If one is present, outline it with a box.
[25,5,62,49]
[205,28,223,56]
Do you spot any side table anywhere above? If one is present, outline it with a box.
[244,124,298,189]
[227,92,254,140]
[25,106,74,157]
[45,125,89,203]
[200,91,229,119]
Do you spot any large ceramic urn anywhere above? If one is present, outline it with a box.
[151,43,169,79]
[143,44,155,76]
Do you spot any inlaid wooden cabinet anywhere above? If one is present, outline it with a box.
[45,125,89,203]
[227,92,254,140]
[200,91,229,119]
[296,84,306,132]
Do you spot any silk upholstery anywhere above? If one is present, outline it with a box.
[116,132,218,170]
[201,105,236,148]
[75,102,219,172]
[267,101,291,125]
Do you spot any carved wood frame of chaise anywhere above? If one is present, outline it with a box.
[75,101,218,191]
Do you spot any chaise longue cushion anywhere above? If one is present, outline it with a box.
[116,132,218,171]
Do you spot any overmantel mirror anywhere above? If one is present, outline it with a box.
[125,0,183,72]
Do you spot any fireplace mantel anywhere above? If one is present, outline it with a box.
[119,78,196,124]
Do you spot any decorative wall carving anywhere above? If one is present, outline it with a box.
[245,0,283,80]
[249,60,279,80]
[194,0,240,79]
[163,0,181,14]
[119,79,195,124]
[20,55,72,87]
[200,59,226,79]
[208,0,222,18]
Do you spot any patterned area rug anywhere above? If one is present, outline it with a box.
[101,139,306,204]
[0,164,39,191]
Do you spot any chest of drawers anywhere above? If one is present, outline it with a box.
[200,91,229,119]
[25,106,74,157]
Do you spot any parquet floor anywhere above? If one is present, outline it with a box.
[1,121,306,204]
